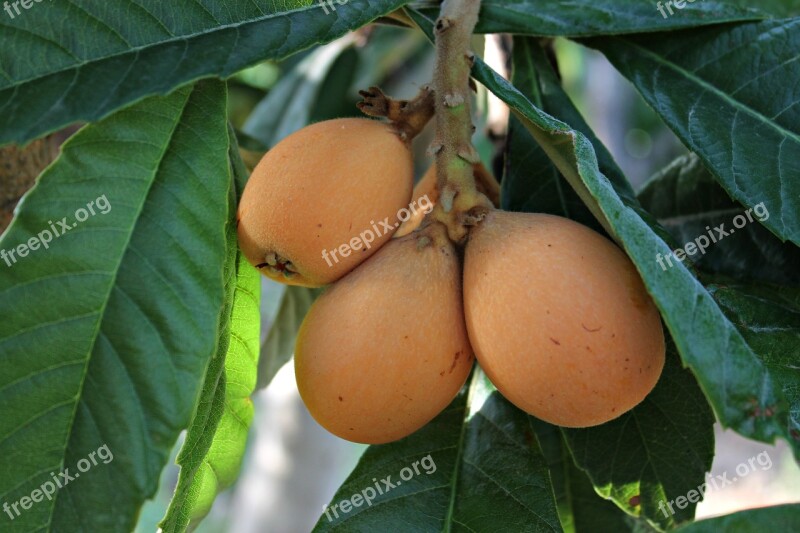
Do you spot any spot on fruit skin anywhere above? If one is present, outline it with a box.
[464,211,664,428]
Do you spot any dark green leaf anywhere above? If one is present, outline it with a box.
[563,343,715,530]
[417,0,764,37]
[585,19,800,245]
[243,36,358,148]
[639,154,800,286]
[533,421,635,533]
[313,372,562,532]
[731,0,800,17]
[309,47,362,123]
[352,25,430,91]
[0,0,408,146]
[503,37,635,235]
[639,152,800,456]
[675,504,800,532]
[0,80,230,531]
[708,283,800,457]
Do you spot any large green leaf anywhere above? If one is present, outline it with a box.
[639,153,800,456]
[0,80,231,531]
[417,0,764,37]
[502,38,635,235]
[409,6,798,459]
[160,252,261,532]
[639,154,800,286]
[532,421,635,533]
[313,372,561,532]
[585,19,800,245]
[0,0,408,146]
[563,343,714,531]
[752,0,800,16]
[708,283,800,456]
[160,134,261,531]
[675,504,800,532]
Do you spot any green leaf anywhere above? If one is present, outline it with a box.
[708,283,800,457]
[533,421,635,533]
[639,153,800,456]
[674,504,800,532]
[160,252,261,531]
[0,80,230,531]
[308,46,362,123]
[313,372,562,532]
[639,154,800,286]
[0,0,409,146]
[160,132,262,532]
[257,285,322,389]
[409,6,798,466]
[351,25,430,92]
[563,343,715,531]
[749,0,800,16]
[502,37,635,234]
[585,19,800,245]
[418,0,764,37]
[243,36,357,148]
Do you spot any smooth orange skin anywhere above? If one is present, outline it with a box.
[237,118,413,287]
[295,224,474,444]
[464,211,665,427]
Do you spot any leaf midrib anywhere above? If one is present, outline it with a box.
[42,86,195,531]
[484,0,763,37]
[442,374,478,533]
[615,33,800,145]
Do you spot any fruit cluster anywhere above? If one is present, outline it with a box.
[238,116,665,445]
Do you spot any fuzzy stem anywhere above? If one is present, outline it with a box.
[430,0,490,244]
[357,85,435,142]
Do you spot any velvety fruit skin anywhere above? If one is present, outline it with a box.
[295,223,474,444]
[464,211,665,427]
[237,118,413,287]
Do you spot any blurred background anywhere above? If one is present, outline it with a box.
[109,25,798,533]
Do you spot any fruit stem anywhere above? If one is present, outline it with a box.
[430,0,491,244]
[357,85,435,142]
